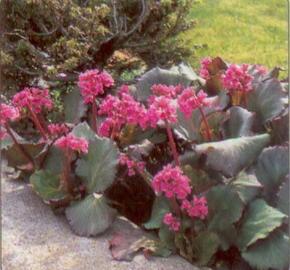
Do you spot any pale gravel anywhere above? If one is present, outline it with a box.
[1,168,202,270]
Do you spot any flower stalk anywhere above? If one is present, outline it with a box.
[165,123,180,166]
[198,107,212,141]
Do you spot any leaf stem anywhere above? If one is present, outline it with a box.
[63,150,73,194]
[165,122,180,166]
[27,105,48,140]
[198,107,212,141]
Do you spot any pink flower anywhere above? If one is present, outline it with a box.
[54,134,88,154]
[152,164,192,200]
[98,118,115,138]
[151,84,182,98]
[12,87,53,114]
[181,196,208,220]
[48,123,69,137]
[119,153,145,176]
[222,64,253,93]
[178,88,210,118]
[199,57,212,80]
[98,87,148,137]
[78,69,114,104]
[0,103,20,125]
[163,213,180,232]
[255,65,268,75]
[147,96,177,127]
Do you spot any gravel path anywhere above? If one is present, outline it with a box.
[1,166,201,270]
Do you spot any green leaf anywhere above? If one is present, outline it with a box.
[65,194,117,236]
[64,88,87,124]
[276,175,289,216]
[247,78,286,123]
[237,199,286,250]
[222,106,254,138]
[207,186,244,231]
[42,146,64,174]
[136,66,191,102]
[231,172,262,203]
[242,230,289,270]
[30,170,66,202]
[182,165,214,194]
[3,141,46,167]
[217,225,238,251]
[158,224,176,250]
[269,110,289,145]
[76,135,119,193]
[195,134,270,177]
[255,146,289,195]
[71,121,97,141]
[144,197,170,229]
[192,231,220,266]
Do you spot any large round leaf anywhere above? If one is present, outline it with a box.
[30,170,66,202]
[195,134,270,177]
[71,121,97,142]
[255,146,289,195]
[222,106,254,138]
[230,172,262,204]
[242,230,289,270]
[42,146,64,174]
[237,199,286,250]
[247,78,286,123]
[207,186,244,231]
[3,140,46,168]
[76,135,119,193]
[276,175,289,216]
[65,194,117,236]
[143,197,170,230]
[64,88,87,124]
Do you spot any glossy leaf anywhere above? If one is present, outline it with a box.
[30,170,66,202]
[65,194,117,236]
[222,106,254,138]
[242,230,289,270]
[76,135,119,193]
[144,197,170,229]
[195,134,270,177]
[237,199,286,250]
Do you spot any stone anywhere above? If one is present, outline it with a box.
[1,168,200,270]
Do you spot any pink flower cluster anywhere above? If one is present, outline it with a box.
[119,153,145,176]
[181,196,208,220]
[54,134,88,154]
[78,69,114,104]
[98,87,147,137]
[0,103,20,125]
[152,164,191,200]
[48,123,69,138]
[178,88,210,118]
[222,64,253,93]
[163,213,181,232]
[12,87,53,114]
[151,84,182,98]
[199,57,212,80]
[147,96,177,127]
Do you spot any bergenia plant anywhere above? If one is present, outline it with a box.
[1,57,289,270]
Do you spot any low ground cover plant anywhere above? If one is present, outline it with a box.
[1,57,289,270]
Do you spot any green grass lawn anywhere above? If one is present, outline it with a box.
[182,0,288,72]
